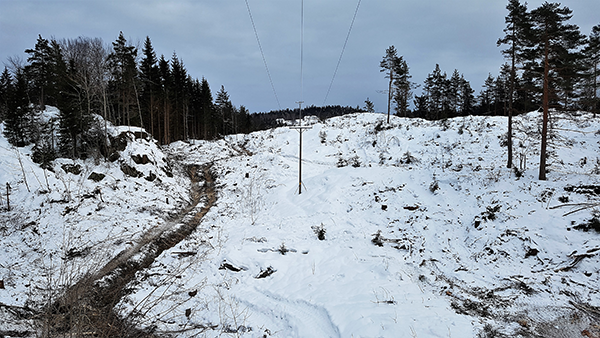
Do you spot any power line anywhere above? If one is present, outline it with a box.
[300,0,304,102]
[322,0,362,106]
[244,0,282,110]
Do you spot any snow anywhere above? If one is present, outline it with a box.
[1,109,600,337]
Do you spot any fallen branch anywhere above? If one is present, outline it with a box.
[555,250,598,272]
[569,300,600,321]
[549,202,600,216]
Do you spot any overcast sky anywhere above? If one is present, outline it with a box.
[1,0,599,113]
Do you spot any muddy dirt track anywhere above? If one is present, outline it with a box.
[44,164,216,338]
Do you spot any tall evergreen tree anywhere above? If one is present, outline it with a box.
[25,35,53,109]
[3,69,31,147]
[157,54,172,143]
[363,97,375,113]
[380,46,399,123]
[140,36,160,138]
[199,77,213,139]
[582,24,600,116]
[478,74,496,115]
[423,64,446,119]
[58,58,90,159]
[170,53,189,140]
[107,32,138,127]
[0,67,12,122]
[526,2,585,180]
[447,69,462,117]
[498,0,530,168]
[215,85,233,136]
[393,57,413,117]
[459,75,475,116]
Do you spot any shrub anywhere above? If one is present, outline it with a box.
[372,231,384,247]
[429,180,439,193]
[312,223,326,240]
[318,130,327,144]
[573,211,600,233]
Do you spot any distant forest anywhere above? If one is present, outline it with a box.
[0,0,598,172]
[381,2,599,121]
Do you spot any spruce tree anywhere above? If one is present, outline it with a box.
[140,36,160,137]
[363,97,375,113]
[478,74,496,115]
[107,32,138,127]
[459,75,475,116]
[582,25,600,116]
[423,64,446,119]
[58,59,89,159]
[199,77,213,139]
[170,53,189,140]
[392,57,413,117]
[447,69,462,117]
[25,35,53,109]
[215,85,233,136]
[158,54,171,144]
[0,67,12,122]
[3,69,30,147]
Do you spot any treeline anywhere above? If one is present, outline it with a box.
[250,105,361,130]
[381,1,599,121]
[0,32,254,164]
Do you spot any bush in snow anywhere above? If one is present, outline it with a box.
[312,223,326,240]
[278,242,289,255]
[318,130,327,144]
[573,210,600,233]
[429,179,440,194]
[399,150,419,165]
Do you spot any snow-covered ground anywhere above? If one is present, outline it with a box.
[0,116,191,318]
[1,110,600,337]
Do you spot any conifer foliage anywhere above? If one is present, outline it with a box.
[1,32,253,166]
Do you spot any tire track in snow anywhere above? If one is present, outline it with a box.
[239,288,341,338]
[47,164,217,337]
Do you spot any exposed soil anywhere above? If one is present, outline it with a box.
[42,164,217,338]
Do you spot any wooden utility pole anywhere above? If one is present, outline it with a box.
[289,101,311,194]
[6,183,11,211]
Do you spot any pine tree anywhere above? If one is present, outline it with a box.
[498,0,530,168]
[380,46,399,123]
[526,2,585,180]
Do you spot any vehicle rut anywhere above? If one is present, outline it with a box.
[45,164,217,337]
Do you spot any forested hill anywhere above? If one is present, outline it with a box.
[249,105,362,130]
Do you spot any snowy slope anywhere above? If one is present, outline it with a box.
[1,111,599,337]
[119,112,599,337]
[0,113,191,329]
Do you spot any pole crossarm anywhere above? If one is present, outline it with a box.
[289,126,312,131]
[288,100,312,194]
